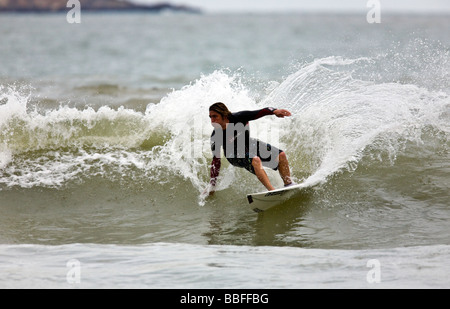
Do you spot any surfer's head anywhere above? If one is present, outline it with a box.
[209,102,231,119]
[209,102,231,129]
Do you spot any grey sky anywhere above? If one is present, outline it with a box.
[135,0,450,13]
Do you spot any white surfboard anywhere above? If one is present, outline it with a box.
[246,183,308,213]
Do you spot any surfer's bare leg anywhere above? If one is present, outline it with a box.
[277,152,292,186]
[252,156,275,191]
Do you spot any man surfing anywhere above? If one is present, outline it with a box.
[206,102,293,196]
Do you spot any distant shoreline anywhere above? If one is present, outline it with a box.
[0,1,202,14]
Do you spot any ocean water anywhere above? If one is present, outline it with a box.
[0,12,449,289]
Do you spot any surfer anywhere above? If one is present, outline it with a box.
[206,102,293,195]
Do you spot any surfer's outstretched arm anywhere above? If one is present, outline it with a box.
[206,156,221,196]
[231,108,291,123]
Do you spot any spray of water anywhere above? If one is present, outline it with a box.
[1,49,448,207]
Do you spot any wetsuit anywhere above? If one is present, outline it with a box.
[210,107,283,185]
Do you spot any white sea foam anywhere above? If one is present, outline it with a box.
[263,56,449,187]
[0,60,448,195]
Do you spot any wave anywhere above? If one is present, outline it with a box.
[263,55,449,187]
[1,50,449,200]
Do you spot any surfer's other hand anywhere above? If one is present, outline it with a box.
[274,109,291,118]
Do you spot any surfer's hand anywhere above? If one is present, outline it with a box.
[202,184,215,197]
[274,109,291,118]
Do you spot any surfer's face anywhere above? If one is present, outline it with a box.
[209,111,227,129]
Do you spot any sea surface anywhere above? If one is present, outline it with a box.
[0,12,449,289]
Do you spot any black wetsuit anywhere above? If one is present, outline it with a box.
[210,108,283,182]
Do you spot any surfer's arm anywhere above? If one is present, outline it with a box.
[209,130,221,189]
[232,107,291,122]
[203,156,221,196]
[209,156,221,187]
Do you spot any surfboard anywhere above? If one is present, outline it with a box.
[246,183,307,213]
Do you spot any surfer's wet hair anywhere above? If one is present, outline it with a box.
[209,102,232,119]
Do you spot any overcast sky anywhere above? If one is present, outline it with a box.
[134,0,450,13]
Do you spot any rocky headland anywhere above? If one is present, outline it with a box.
[0,0,201,13]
